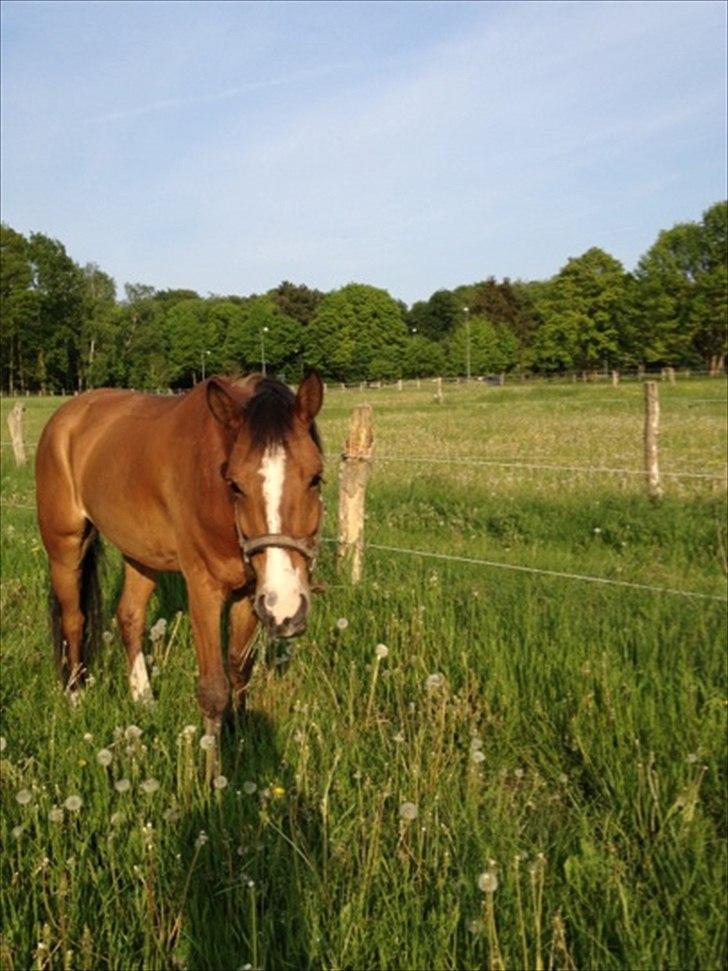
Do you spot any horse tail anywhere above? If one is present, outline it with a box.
[50,532,104,686]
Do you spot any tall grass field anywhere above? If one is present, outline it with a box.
[1,378,726,970]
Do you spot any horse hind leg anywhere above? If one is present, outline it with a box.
[116,557,157,704]
[47,523,102,694]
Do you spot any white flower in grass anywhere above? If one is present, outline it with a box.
[96,748,113,767]
[0,736,6,753]
[470,735,483,751]
[102,631,114,645]
[213,775,228,790]
[12,825,23,840]
[114,778,131,793]
[64,795,82,812]
[195,830,208,849]
[375,644,389,659]
[425,673,444,691]
[687,752,699,764]
[478,870,498,893]
[125,725,142,741]
[110,812,124,827]
[49,807,64,823]
[242,781,257,795]
[150,618,167,642]
[16,789,33,806]
[399,801,418,821]
[471,750,486,764]
[83,732,94,743]
[181,724,197,736]
[335,617,349,631]
[199,734,216,751]
[164,807,181,823]
[393,731,405,744]
[140,778,160,795]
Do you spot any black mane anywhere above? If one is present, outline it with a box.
[244,377,322,452]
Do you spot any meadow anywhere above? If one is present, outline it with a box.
[1,377,726,971]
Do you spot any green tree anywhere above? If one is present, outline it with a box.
[407,289,463,342]
[269,281,323,326]
[305,284,408,382]
[532,248,628,372]
[402,334,447,377]
[448,317,518,376]
[0,225,40,393]
[27,233,86,392]
[222,296,302,380]
[80,263,117,389]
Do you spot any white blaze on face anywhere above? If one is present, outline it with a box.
[259,444,305,625]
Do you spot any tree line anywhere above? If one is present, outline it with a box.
[1,201,725,393]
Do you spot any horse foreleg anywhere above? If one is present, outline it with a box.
[117,557,157,704]
[186,572,228,780]
[228,592,259,715]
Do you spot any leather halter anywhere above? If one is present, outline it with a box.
[233,506,319,566]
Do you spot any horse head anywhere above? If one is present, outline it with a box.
[207,371,324,638]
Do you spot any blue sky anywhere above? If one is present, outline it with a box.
[1,0,726,304]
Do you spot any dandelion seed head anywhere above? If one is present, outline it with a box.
[140,778,160,795]
[393,730,405,744]
[199,734,216,751]
[213,775,228,790]
[110,812,124,827]
[375,643,389,659]
[478,870,498,893]
[114,778,131,793]
[96,748,113,767]
[125,725,142,741]
[336,617,349,631]
[425,673,444,691]
[49,807,64,823]
[83,732,94,743]
[12,825,23,839]
[16,788,32,806]
[195,830,208,849]
[399,801,418,821]
[243,781,257,795]
[64,795,82,812]
[687,752,699,764]
[102,631,114,645]
[514,767,525,779]
[181,724,197,737]
[471,750,486,764]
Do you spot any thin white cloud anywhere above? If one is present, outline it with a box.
[86,61,353,124]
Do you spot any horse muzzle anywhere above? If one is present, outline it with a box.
[254,590,309,639]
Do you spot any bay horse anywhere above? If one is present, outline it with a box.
[35,371,324,758]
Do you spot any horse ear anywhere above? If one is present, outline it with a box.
[295,370,324,424]
[207,380,242,432]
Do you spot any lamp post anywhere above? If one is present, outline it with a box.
[463,305,471,382]
[201,349,210,381]
[261,326,269,376]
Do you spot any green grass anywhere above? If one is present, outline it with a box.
[1,379,726,970]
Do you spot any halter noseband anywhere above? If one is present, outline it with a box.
[233,507,319,566]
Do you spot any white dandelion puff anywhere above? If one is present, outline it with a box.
[478,870,498,893]
[199,734,216,751]
[64,795,82,812]
[49,807,64,823]
[375,644,389,659]
[140,778,160,795]
[125,725,142,741]
[96,748,113,767]
[114,778,131,793]
[195,830,208,849]
[102,631,114,645]
[335,617,349,631]
[16,789,32,806]
[425,673,444,691]
[393,731,405,744]
[213,775,228,790]
[12,825,23,840]
[471,750,486,764]
[399,801,418,821]
[243,781,257,795]
[83,732,94,744]
[180,724,197,738]
[110,811,124,827]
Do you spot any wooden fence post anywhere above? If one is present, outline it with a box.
[337,404,374,583]
[644,382,662,501]
[397,379,403,391]
[7,402,27,466]
[611,369,619,387]
[434,376,443,404]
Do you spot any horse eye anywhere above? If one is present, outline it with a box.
[309,473,323,489]
[229,480,244,496]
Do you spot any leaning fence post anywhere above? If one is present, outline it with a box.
[644,382,662,501]
[7,401,27,466]
[337,404,374,583]
[434,376,443,404]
